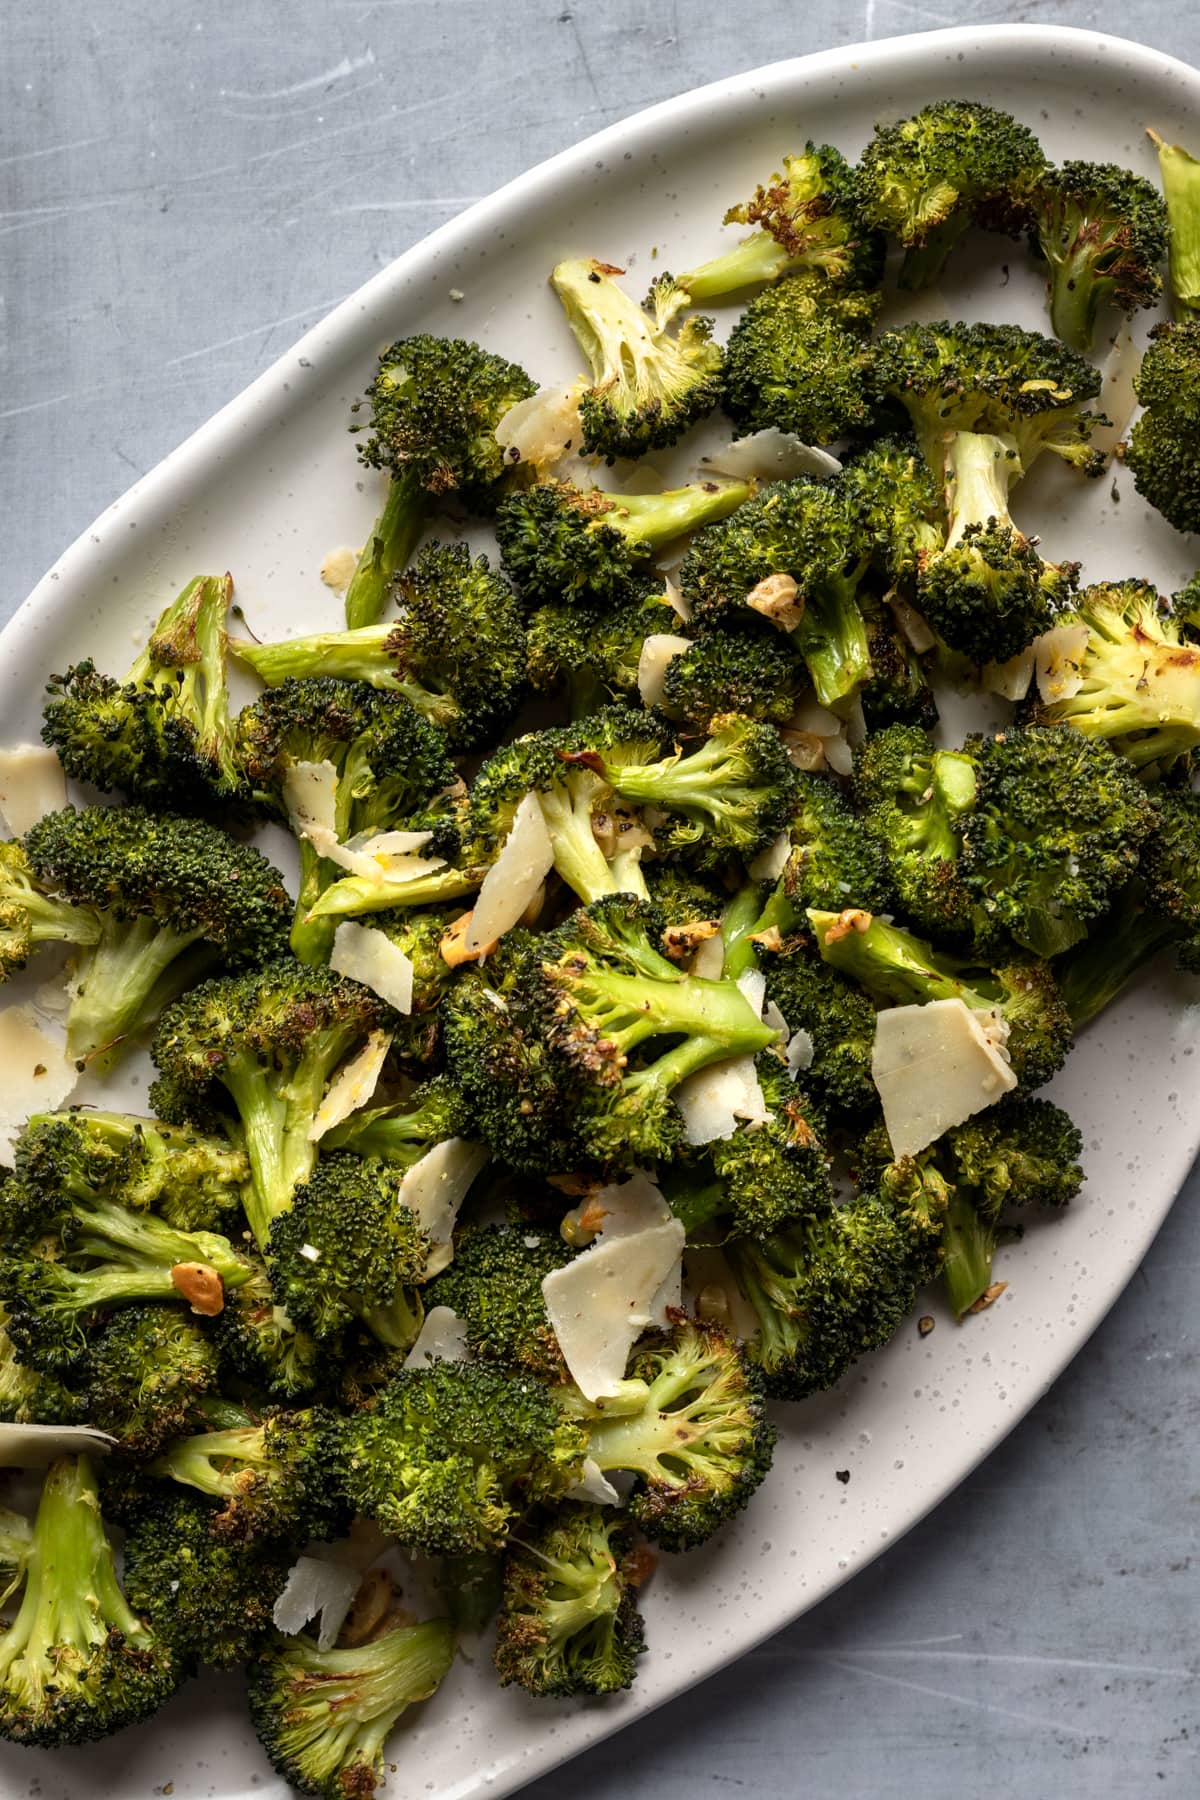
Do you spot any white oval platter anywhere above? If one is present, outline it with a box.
[3,21,1200,1800]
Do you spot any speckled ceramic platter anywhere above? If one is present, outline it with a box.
[3,22,1200,1800]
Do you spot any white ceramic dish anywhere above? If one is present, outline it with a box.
[3,21,1200,1800]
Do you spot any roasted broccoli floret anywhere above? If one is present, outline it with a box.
[122,1489,295,1670]
[248,1614,455,1800]
[148,1401,344,1544]
[149,961,389,1251]
[1025,577,1200,774]
[572,1314,775,1551]
[1124,320,1200,535]
[344,333,536,627]
[721,287,880,446]
[83,1305,220,1460]
[237,675,457,963]
[666,142,883,302]
[660,622,808,729]
[726,1179,944,1397]
[427,1224,573,1380]
[759,937,879,1120]
[41,573,246,809]
[1028,160,1168,351]
[496,477,752,610]
[0,837,100,981]
[860,101,1047,289]
[338,1360,587,1555]
[854,722,979,940]
[267,1153,430,1350]
[233,543,526,751]
[0,1304,85,1426]
[494,1504,647,1697]
[839,436,945,589]
[209,1254,326,1403]
[873,320,1108,477]
[679,476,875,708]
[0,1455,181,1745]
[1150,128,1200,317]
[551,257,723,458]
[527,584,682,716]
[18,806,290,1068]
[777,772,894,916]
[809,908,1071,1090]
[15,1108,249,1235]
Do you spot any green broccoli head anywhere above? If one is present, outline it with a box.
[860,101,1047,287]
[660,622,808,729]
[337,1359,588,1555]
[527,585,683,717]
[83,1304,220,1460]
[1125,320,1200,535]
[1030,160,1168,351]
[148,1402,346,1546]
[41,573,248,811]
[779,771,894,915]
[853,723,979,942]
[722,288,881,446]
[494,1503,648,1697]
[760,938,879,1120]
[551,257,723,459]
[209,1254,327,1403]
[21,805,291,1067]
[247,1614,456,1800]
[839,436,945,588]
[0,1304,86,1426]
[15,1108,249,1235]
[0,837,100,983]
[0,1455,182,1746]
[425,1224,572,1381]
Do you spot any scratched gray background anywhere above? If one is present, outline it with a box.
[3,3,1200,1796]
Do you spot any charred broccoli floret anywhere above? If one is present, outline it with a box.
[41,573,246,810]
[148,1401,344,1545]
[660,622,808,729]
[494,1504,647,1696]
[1124,320,1200,535]
[721,286,880,446]
[344,333,536,627]
[0,837,100,982]
[551,257,723,458]
[527,585,682,717]
[83,1305,220,1460]
[425,1224,572,1381]
[15,1108,249,1235]
[760,939,879,1120]
[209,1255,326,1403]
[0,1304,85,1426]
[1028,160,1168,351]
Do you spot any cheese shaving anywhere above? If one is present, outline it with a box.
[272,1556,360,1652]
[466,790,555,951]
[674,1055,771,1145]
[747,831,792,884]
[0,1423,116,1468]
[0,1007,78,1163]
[566,1458,622,1507]
[403,1305,471,1370]
[330,923,414,1014]
[308,1030,391,1141]
[541,1217,685,1401]
[397,1138,490,1276]
[1034,624,1091,704]
[0,746,67,836]
[637,633,693,708]
[872,998,1017,1158]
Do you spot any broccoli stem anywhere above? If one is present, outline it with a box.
[810,909,989,1012]
[344,471,428,630]
[221,1057,323,1250]
[1152,131,1200,317]
[585,1354,716,1479]
[897,217,971,292]
[941,1187,997,1318]
[231,628,462,733]
[73,1195,252,1289]
[148,1424,271,1498]
[359,1288,424,1351]
[677,234,795,302]
[605,741,762,831]
[0,1458,148,1684]
[537,783,627,907]
[1058,899,1179,1028]
[147,574,237,775]
[573,969,774,1063]
[307,864,481,922]
[715,885,762,984]
[607,482,754,550]
[66,916,213,1064]
[942,431,1022,546]
[1045,236,1108,353]
[790,578,873,708]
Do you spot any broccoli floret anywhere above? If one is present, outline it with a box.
[809,908,1071,1090]
[237,675,457,963]
[122,1490,295,1670]
[0,1455,181,1745]
[760,939,878,1119]
[722,288,880,445]
[0,838,101,981]
[248,1614,455,1800]
[16,1109,249,1235]
[551,257,723,459]
[209,1255,326,1403]
[668,142,884,302]
[83,1305,220,1460]
[854,723,979,940]
[727,1181,944,1398]
[575,1314,775,1551]
[778,772,894,916]
[341,908,461,1022]
[1150,128,1200,318]
[679,477,875,708]
[267,1153,429,1350]
[426,1224,571,1380]
[839,437,946,589]
[323,1073,471,1168]
[1124,320,1200,534]
[916,430,1075,664]
[148,1401,344,1544]
[660,622,808,729]
[41,573,246,810]
[149,961,390,1251]
[1025,577,1200,775]
[344,333,536,627]
[337,1360,587,1555]
[0,1304,85,1426]
[1028,160,1168,351]
[857,592,939,733]
[494,1504,647,1697]
[874,320,1107,478]
[21,806,290,1069]
[527,585,681,718]
[233,543,526,751]
[642,863,728,931]
[860,101,1047,289]
[496,478,753,610]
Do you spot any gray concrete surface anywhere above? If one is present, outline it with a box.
[3,3,1199,1795]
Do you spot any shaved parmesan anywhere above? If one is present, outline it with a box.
[0,1007,78,1163]
[309,1030,391,1141]
[403,1305,471,1370]
[785,1027,815,1076]
[397,1138,490,1276]
[675,1055,771,1145]
[0,746,66,836]
[736,968,766,1017]
[748,830,791,884]
[663,575,691,623]
[982,646,1037,702]
[1034,625,1090,704]
[541,1217,685,1401]
[637,633,693,708]
[566,1458,622,1507]
[330,923,414,1014]
[764,999,790,1041]
[690,931,725,980]
[494,382,586,474]
[822,732,854,777]
[1090,330,1140,463]
[282,764,444,887]
[889,597,937,655]
[283,759,339,839]
[346,829,435,858]
[700,429,841,482]
[589,1170,673,1238]
[872,998,1017,1158]
[325,842,445,886]
[0,1423,116,1468]
[466,791,555,952]
[272,1556,360,1651]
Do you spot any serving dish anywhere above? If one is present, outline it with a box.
[3,21,1200,1800]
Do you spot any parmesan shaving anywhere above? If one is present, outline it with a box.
[636,633,693,708]
[403,1305,471,1370]
[282,759,339,839]
[397,1138,490,1276]
[747,831,792,884]
[1034,624,1091,704]
[0,1423,116,1468]
[674,1055,771,1145]
[308,1030,391,1141]
[982,647,1037,702]
[690,931,725,980]
[541,1217,685,1401]
[785,1027,815,1076]
[494,382,587,475]
[566,1458,622,1507]
[0,746,67,836]
[700,429,841,483]
[272,1556,360,1652]
[0,1007,78,1163]
[466,791,555,951]
[872,998,1017,1158]
[330,923,414,1014]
